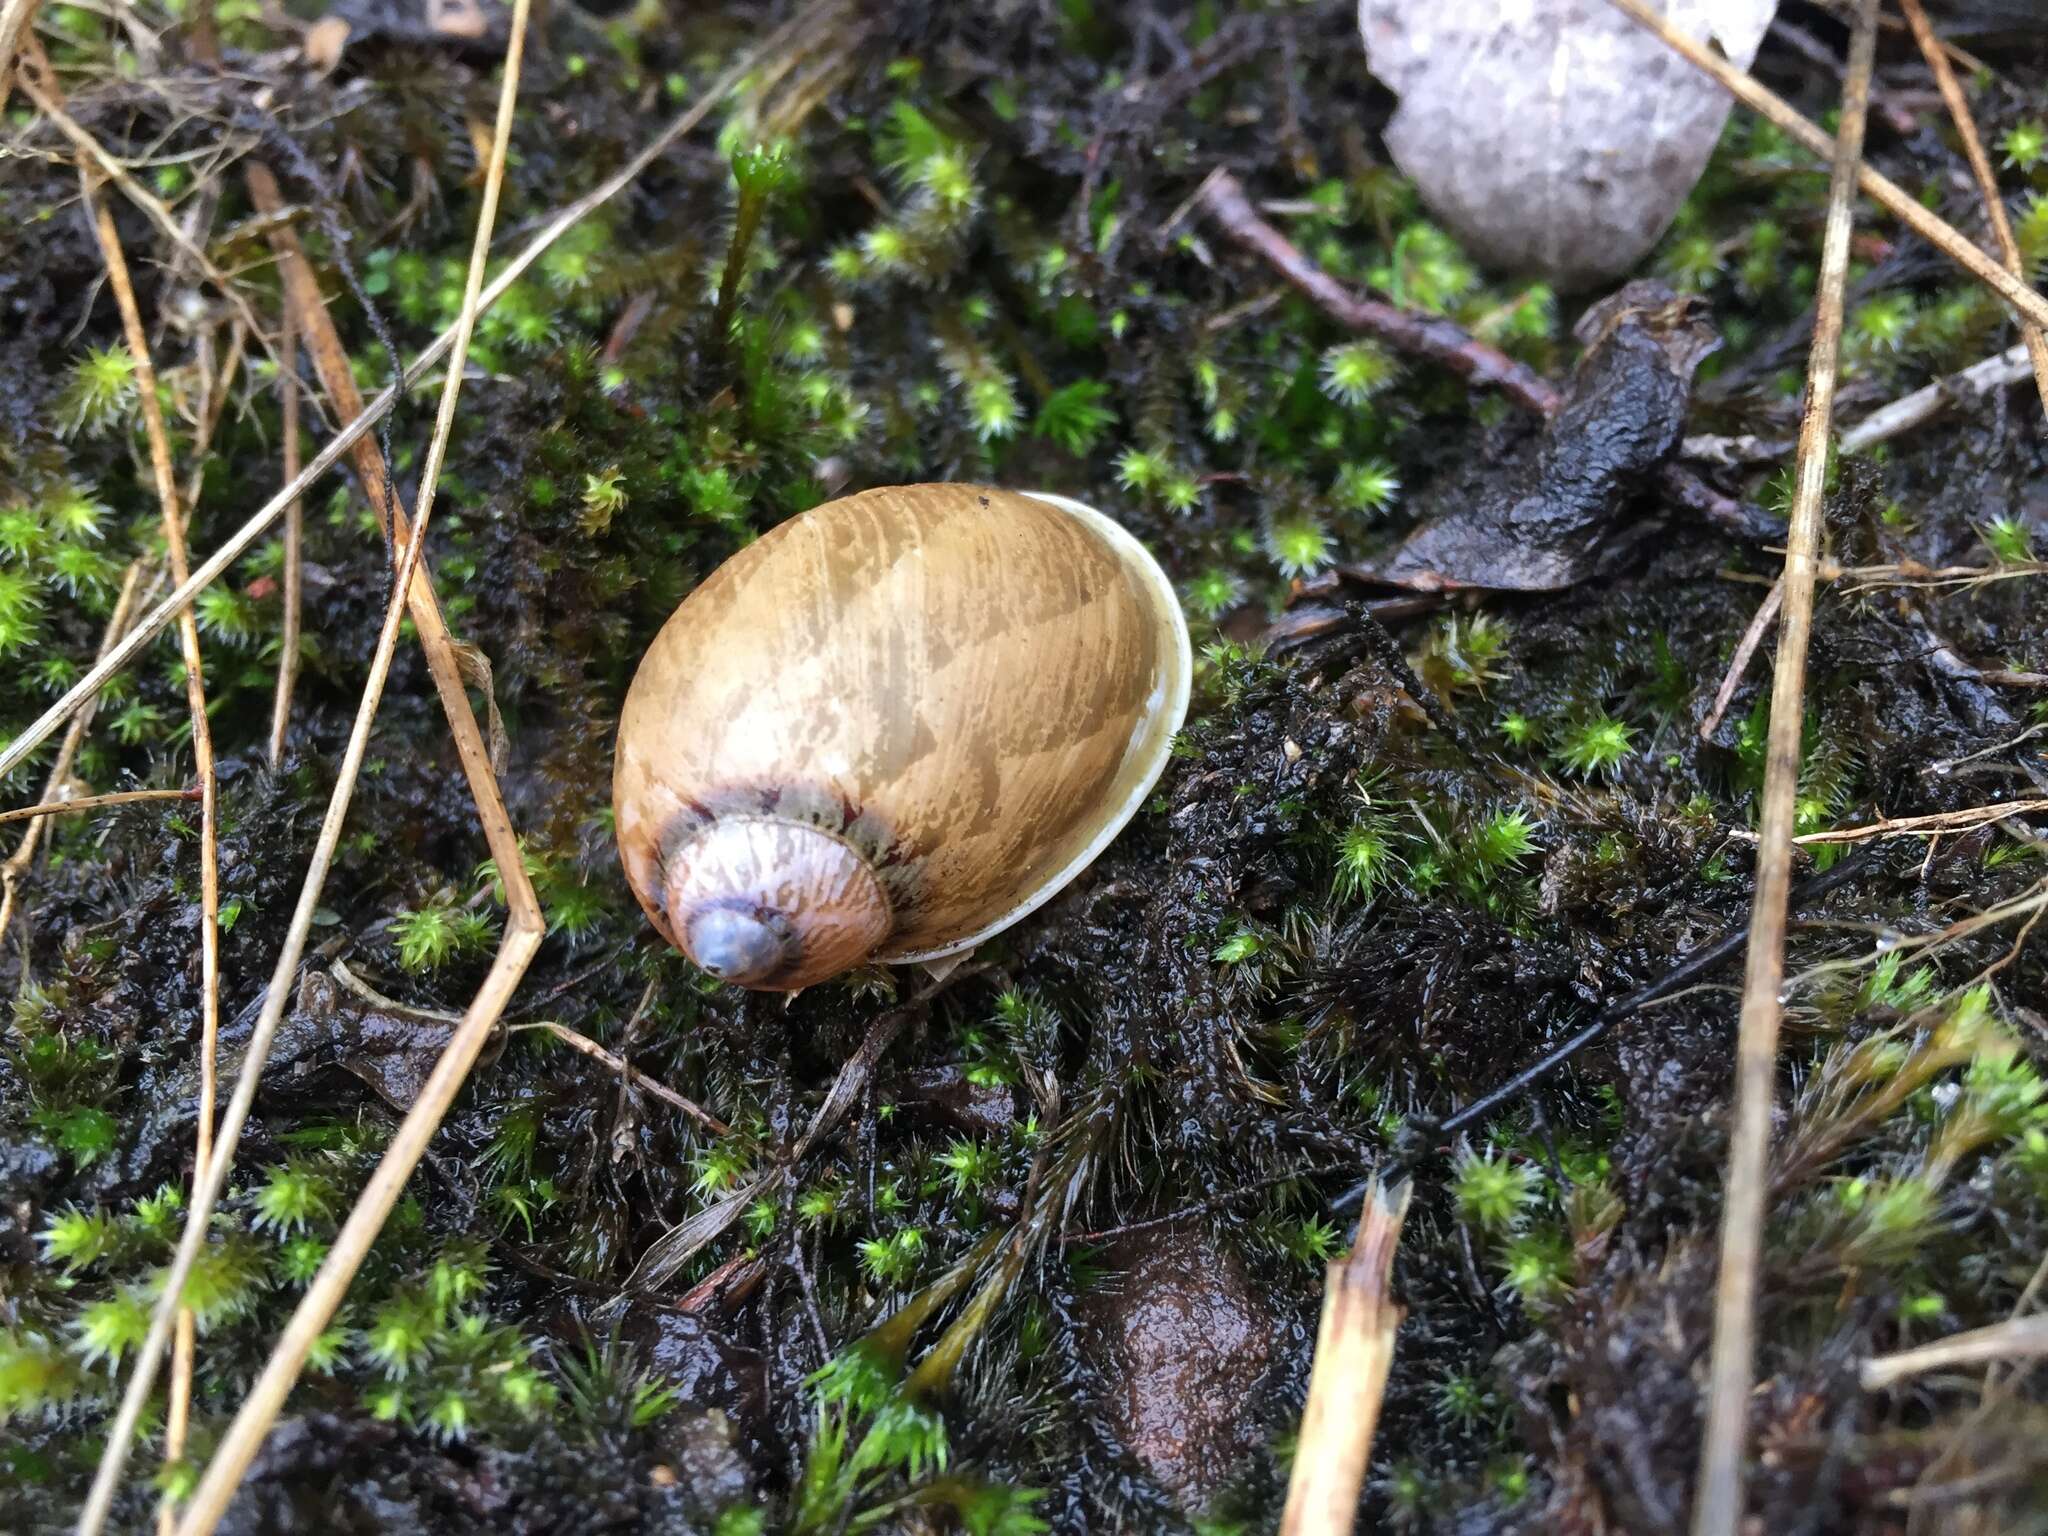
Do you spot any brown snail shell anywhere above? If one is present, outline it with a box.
[613,483,1191,992]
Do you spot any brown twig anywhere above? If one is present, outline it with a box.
[1759,798,2048,846]
[0,0,40,104]
[0,786,199,826]
[268,301,303,764]
[1606,0,2048,335]
[1280,1177,1413,1536]
[1874,13,1989,81]
[1196,169,1561,413]
[168,5,536,1528]
[1863,1314,2048,1392]
[1701,579,1785,739]
[510,1020,731,1137]
[80,163,225,1535]
[1693,7,1876,1535]
[1897,0,2048,428]
[1195,167,1761,539]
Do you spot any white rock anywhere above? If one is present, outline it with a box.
[1358,0,1779,290]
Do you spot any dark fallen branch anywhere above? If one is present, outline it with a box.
[1195,169,1562,414]
[1194,169,1775,545]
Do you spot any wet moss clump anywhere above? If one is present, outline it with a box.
[3,3,2048,1533]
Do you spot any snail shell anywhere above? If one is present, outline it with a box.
[613,484,1192,992]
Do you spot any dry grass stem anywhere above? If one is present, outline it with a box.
[80,170,226,1532]
[1820,555,2046,594]
[0,787,200,826]
[269,303,303,763]
[73,409,453,1536]
[1606,0,2048,334]
[0,0,42,105]
[1692,7,1877,1535]
[170,5,538,1527]
[1898,0,2048,426]
[1863,1315,2048,1391]
[51,17,858,1527]
[0,12,819,788]
[510,1021,732,1136]
[1701,578,1784,739]
[1789,799,2048,846]
[1280,1178,1413,1536]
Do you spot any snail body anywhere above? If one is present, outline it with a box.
[613,484,1191,992]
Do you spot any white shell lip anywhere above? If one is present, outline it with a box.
[887,489,1193,965]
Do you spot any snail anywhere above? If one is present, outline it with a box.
[613,483,1192,992]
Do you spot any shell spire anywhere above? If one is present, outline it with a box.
[663,817,892,990]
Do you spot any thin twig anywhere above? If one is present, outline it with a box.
[0,15,816,786]
[81,165,224,1532]
[510,1020,731,1136]
[164,7,537,1529]
[1693,8,1876,1535]
[1064,1162,1356,1245]
[1863,1314,2048,1392]
[1606,0,2048,334]
[20,72,273,354]
[0,786,198,826]
[1818,554,2047,594]
[1701,579,1785,739]
[1924,723,2048,779]
[1280,1178,1413,1536]
[1897,0,2048,427]
[0,563,142,948]
[268,301,303,764]
[1693,340,2033,462]
[1770,798,2048,846]
[1195,169,1561,414]
[1840,342,2032,453]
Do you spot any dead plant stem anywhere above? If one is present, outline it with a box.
[268,303,302,763]
[1791,799,2048,845]
[1897,0,2048,426]
[1701,578,1784,739]
[1607,0,2048,334]
[1863,1314,2048,1391]
[1280,1178,1413,1536]
[0,787,198,826]
[1840,342,2031,453]
[172,4,535,1526]
[82,171,225,1534]
[1693,7,1876,1534]
[0,0,40,103]
[510,1020,731,1136]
